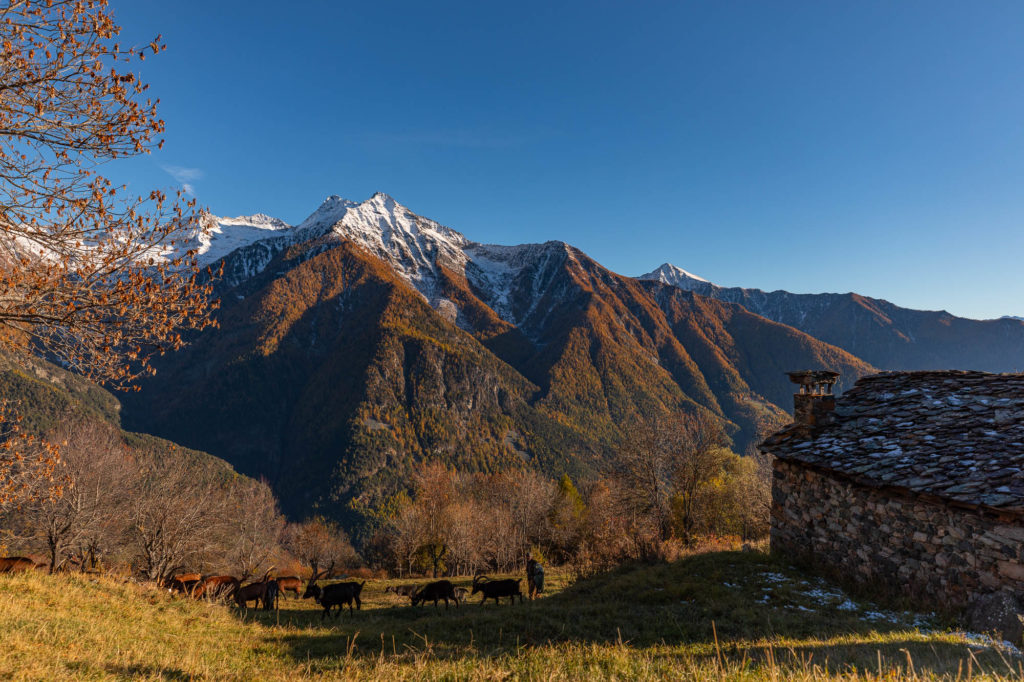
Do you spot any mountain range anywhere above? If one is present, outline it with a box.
[120,193,881,527]
[106,192,1024,530]
[640,263,1024,373]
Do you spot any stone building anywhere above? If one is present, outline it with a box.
[762,370,1024,608]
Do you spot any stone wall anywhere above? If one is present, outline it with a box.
[771,459,1024,607]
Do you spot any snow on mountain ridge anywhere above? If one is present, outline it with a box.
[204,193,570,332]
[218,213,291,231]
[293,191,472,304]
[464,241,572,326]
[191,212,294,266]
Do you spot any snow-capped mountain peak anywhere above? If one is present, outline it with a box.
[202,193,566,332]
[294,195,359,233]
[639,263,712,288]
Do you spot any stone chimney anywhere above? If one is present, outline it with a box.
[786,370,840,429]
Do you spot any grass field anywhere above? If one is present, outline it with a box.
[1,548,1021,680]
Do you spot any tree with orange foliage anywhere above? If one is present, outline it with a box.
[0,1,217,507]
[0,0,217,386]
[0,400,61,512]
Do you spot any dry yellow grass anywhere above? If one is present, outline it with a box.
[1,550,1021,680]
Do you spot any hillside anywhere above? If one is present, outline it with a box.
[122,193,873,524]
[0,353,239,484]
[641,263,1024,372]
[0,548,1017,680]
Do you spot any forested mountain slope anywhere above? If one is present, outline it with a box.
[0,354,237,482]
[122,194,873,525]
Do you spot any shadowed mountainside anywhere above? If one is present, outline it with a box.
[121,199,873,524]
[0,353,238,482]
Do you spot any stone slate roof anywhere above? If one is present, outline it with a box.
[762,371,1024,515]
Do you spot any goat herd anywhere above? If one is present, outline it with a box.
[0,557,540,621]
[175,571,536,620]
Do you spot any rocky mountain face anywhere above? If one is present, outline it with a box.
[121,194,873,527]
[641,263,1024,373]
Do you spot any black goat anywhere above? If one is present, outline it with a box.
[263,579,279,610]
[302,573,365,619]
[410,580,459,609]
[471,574,523,605]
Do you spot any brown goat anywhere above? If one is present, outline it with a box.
[0,557,36,574]
[274,575,302,599]
[173,572,202,583]
[194,575,239,601]
[165,572,203,597]
[166,577,202,597]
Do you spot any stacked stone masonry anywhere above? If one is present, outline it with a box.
[772,459,1024,607]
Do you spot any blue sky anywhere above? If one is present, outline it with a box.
[113,1,1024,319]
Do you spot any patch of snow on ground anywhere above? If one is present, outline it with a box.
[863,610,902,624]
[755,572,1021,660]
[802,587,845,602]
[784,604,816,612]
[792,581,936,629]
[760,572,789,584]
[944,631,1022,656]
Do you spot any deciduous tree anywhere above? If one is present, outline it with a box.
[126,456,229,583]
[21,419,131,572]
[0,0,218,507]
[0,0,218,386]
[613,409,729,543]
[222,477,285,581]
[282,516,358,578]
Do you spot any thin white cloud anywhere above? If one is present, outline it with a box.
[161,165,202,197]
[161,165,204,183]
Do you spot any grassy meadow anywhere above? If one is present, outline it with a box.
[1,547,1021,681]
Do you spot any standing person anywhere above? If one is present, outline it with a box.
[526,554,545,600]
